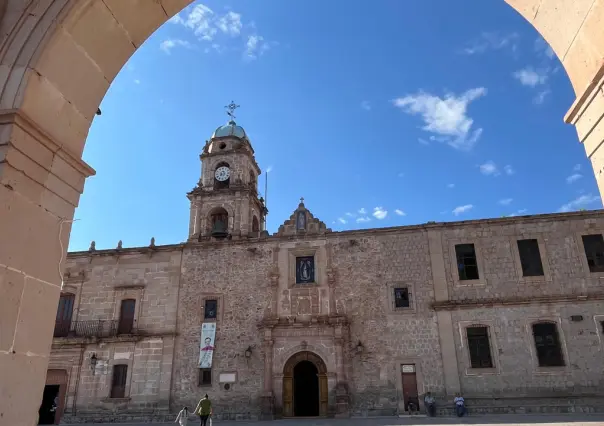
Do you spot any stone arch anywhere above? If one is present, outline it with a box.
[1,1,604,424]
[282,351,329,417]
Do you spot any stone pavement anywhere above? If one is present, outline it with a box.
[65,413,604,426]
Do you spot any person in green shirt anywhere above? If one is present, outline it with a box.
[194,394,212,426]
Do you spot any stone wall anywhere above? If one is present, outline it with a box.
[53,248,182,421]
[170,242,274,420]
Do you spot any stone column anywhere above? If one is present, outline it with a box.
[427,229,461,397]
[0,110,94,426]
[565,67,604,199]
[260,335,274,419]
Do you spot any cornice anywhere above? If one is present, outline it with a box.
[0,108,96,178]
[432,292,604,311]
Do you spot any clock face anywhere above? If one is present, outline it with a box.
[214,166,231,182]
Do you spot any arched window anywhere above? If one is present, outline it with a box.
[532,322,565,367]
[210,208,229,238]
[214,162,230,189]
[252,216,260,233]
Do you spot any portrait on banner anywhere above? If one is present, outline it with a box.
[199,322,217,368]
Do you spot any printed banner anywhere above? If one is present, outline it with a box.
[199,323,216,368]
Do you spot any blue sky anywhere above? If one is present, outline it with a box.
[68,0,602,251]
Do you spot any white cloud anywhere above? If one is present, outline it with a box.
[566,173,583,184]
[394,209,406,216]
[508,208,528,217]
[265,166,273,173]
[461,32,519,55]
[134,79,141,85]
[533,89,551,105]
[216,11,242,36]
[361,101,371,111]
[169,4,272,59]
[558,194,600,212]
[479,161,499,176]
[245,35,270,60]
[358,208,367,215]
[513,67,548,87]
[573,164,582,171]
[498,198,513,206]
[345,212,355,217]
[159,39,192,54]
[447,183,455,188]
[452,204,474,216]
[393,88,487,151]
[504,165,515,175]
[356,216,371,223]
[373,207,388,220]
[337,218,347,224]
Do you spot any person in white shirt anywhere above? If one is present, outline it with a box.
[175,406,189,426]
[453,393,466,417]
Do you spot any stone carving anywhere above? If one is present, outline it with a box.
[89,241,96,251]
[150,237,156,248]
[117,240,123,250]
[276,199,331,237]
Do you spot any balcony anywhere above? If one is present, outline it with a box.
[53,320,137,339]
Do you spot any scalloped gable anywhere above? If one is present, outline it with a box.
[275,199,331,237]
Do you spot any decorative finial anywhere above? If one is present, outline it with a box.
[300,197,305,204]
[89,240,96,251]
[150,237,156,248]
[117,240,123,250]
[225,101,240,122]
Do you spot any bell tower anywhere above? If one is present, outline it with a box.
[187,102,267,241]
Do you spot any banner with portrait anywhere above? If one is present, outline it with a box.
[199,322,216,368]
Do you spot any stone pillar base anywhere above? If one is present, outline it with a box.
[260,392,274,420]
[334,382,350,418]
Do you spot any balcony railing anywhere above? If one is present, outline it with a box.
[53,320,137,338]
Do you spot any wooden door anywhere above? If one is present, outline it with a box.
[117,299,135,334]
[401,364,419,411]
[319,374,328,417]
[46,370,68,425]
[54,294,75,337]
[283,376,293,417]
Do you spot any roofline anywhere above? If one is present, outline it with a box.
[66,209,604,258]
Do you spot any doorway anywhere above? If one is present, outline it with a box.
[282,351,328,417]
[401,364,419,413]
[38,385,59,425]
[293,361,320,417]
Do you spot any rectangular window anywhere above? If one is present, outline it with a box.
[295,256,315,284]
[466,326,494,368]
[117,299,136,335]
[54,293,75,337]
[198,368,212,386]
[517,239,545,277]
[394,288,410,308]
[455,244,479,280]
[532,322,565,367]
[204,300,218,320]
[110,365,128,398]
[582,234,604,273]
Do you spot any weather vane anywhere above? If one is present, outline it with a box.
[225,101,240,121]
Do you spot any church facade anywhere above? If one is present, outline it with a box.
[45,118,604,424]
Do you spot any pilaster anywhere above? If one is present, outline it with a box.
[0,108,94,426]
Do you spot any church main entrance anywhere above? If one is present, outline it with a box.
[282,351,328,417]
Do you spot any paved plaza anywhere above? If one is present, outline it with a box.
[66,414,604,426]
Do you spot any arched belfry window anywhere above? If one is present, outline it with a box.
[214,162,230,190]
[532,322,565,367]
[210,208,229,239]
[252,216,260,233]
